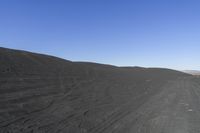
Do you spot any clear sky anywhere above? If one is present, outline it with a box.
[0,0,200,70]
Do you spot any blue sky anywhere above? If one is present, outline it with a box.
[0,0,200,70]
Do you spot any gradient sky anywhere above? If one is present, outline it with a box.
[0,0,200,70]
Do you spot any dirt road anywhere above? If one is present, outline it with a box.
[99,77,200,133]
[2,77,200,133]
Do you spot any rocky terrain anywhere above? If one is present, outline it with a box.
[1,47,200,133]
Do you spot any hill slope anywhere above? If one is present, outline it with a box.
[0,47,190,133]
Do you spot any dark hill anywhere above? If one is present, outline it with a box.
[0,47,190,133]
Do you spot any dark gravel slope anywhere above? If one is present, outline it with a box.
[0,47,191,133]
